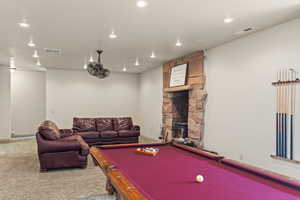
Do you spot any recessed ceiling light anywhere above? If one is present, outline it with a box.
[27,39,35,47]
[83,63,87,69]
[36,59,41,66]
[19,19,30,28]
[224,17,234,24]
[32,50,39,58]
[175,39,182,47]
[109,30,117,39]
[150,51,156,58]
[123,66,127,72]
[137,0,148,7]
[134,58,140,66]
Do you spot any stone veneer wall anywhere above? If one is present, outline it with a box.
[162,51,207,148]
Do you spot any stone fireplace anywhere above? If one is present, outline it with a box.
[162,51,206,148]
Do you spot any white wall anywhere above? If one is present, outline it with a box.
[0,68,11,140]
[11,70,46,136]
[47,69,140,128]
[205,18,300,178]
[139,66,163,140]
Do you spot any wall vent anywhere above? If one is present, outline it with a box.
[44,48,61,54]
[234,27,255,35]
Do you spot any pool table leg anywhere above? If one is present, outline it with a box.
[91,156,98,166]
[116,192,123,200]
[106,180,115,195]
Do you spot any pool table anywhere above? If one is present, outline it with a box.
[90,142,300,200]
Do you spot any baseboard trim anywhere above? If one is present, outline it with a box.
[140,135,159,143]
[0,139,11,144]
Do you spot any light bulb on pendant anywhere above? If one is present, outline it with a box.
[123,66,127,72]
[150,51,156,58]
[33,50,39,58]
[27,39,35,47]
[19,18,30,28]
[83,63,87,70]
[134,58,140,66]
[36,59,41,66]
[109,30,117,39]
[89,55,94,62]
[175,39,182,47]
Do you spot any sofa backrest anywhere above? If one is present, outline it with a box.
[95,118,114,131]
[38,120,61,140]
[114,117,133,130]
[73,117,96,132]
[72,117,134,132]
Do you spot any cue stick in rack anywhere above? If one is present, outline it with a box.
[280,69,284,157]
[284,69,288,158]
[276,71,279,156]
[285,69,290,158]
[277,70,282,157]
[290,69,297,160]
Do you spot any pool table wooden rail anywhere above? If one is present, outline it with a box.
[90,145,148,200]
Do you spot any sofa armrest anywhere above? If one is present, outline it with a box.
[132,125,140,131]
[38,139,81,154]
[59,129,74,138]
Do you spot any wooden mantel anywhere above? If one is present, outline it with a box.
[163,85,192,93]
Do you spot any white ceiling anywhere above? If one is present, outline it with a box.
[0,0,300,73]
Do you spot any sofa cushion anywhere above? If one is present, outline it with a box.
[77,131,100,139]
[115,117,133,130]
[38,120,61,140]
[118,130,140,137]
[100,130,118,138]
[96,118,114,131]
[73,118,96,132]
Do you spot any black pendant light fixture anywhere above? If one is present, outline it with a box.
[87,50,110,79]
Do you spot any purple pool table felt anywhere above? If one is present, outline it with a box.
[99,144,300,200]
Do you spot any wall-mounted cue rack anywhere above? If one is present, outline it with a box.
[271,69,299,163]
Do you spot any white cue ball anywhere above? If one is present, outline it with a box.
[196,175,204,183]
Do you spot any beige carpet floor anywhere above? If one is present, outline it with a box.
[0,137,156,200]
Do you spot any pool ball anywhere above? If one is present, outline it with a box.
[196,175,204,183]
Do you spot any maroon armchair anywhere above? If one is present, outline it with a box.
[36,120,89,172]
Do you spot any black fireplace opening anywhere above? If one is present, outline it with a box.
[172,91,189,139]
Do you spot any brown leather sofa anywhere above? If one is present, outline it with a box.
[73,117,140,146]
[36,120,89,172]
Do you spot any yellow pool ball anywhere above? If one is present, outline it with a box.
[196,175,204,183]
